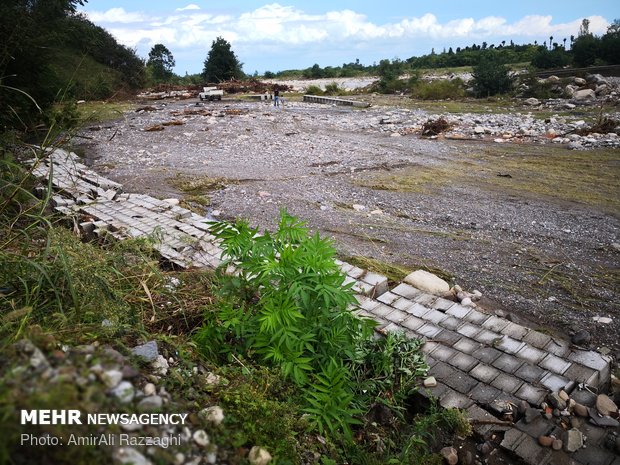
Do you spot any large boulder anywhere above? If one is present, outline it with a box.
[404,270,450,295]
[573,89,596,101]
[565,85,578,97]
[573,77,587,86]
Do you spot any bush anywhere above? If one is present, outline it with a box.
[471,55,513,97]
[324,82,346,96]
[305,85,323,95]
[410,79,465,100]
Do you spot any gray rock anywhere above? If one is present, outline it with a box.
[588,408,619,427]
[525,98,540,106]
[101,370,123,389]
[152,355,169,376]
[137,395,163,411]
[564,428,583,452]
[524,408,540,424]
[131,341,158,362]
[440,446,458,465]
[199,406,225,425]
[574,89,596,100]
[474,126,486,134]
[568,141,583,150]
[112,447,151,465]
[110,381,135,404]
[573,77,587,86]
[571,389,597,407]
[571,329,591,345]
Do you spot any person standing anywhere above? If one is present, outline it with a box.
[273,88,280,108]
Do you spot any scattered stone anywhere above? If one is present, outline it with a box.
[110,381,135,404]
[571,329,591,346]
[152,355,169,376]
[440,446,458,465]
[564,428,584,452]
[524,98,540,106]
[596,394,618,417]
[573,403,589,417]
[574,77,587,86]
[474,126,486,134]
[352,204,366,211]
[199,406,225,425]
[143,383,156,396]
[403,270,450,296]
[423,376,437,388]
[120,418,142,432]
[538,436,553,447]
[593,316,613,324]
[112,447,152,465]
[248,446,272,465]
[101,370,123,389]
[573,89,596,100]
[547,392,567,411]
[131,341,158,362]
[193,429,209,447]
[162,198,179,206]
[552,439,562,451]
[588,409,619,427]
[137,395,163,411]
[559,390,569,402]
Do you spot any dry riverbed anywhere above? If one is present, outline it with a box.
[76,97,620,360]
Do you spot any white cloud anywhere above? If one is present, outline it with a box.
[87,7,150,24]
[81,3,611,72]
[176,4,201,12]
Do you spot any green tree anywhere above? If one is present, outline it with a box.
[471,54,513,97]
[147,44,175,83]
[202,36,243,83]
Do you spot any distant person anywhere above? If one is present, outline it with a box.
[273,88,280,108]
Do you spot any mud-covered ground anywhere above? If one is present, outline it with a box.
[76,97,620,360]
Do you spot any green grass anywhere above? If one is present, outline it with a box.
[75,101,135,124]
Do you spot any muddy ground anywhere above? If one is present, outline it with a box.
[76,96,620,363]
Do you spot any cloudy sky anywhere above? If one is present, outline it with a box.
[79,1,617,75]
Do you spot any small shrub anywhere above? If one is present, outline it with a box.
[324,82,346,96]
[411,79,465,100]
[305,84,323,95]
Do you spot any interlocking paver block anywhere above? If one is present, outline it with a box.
[446,304,471,319]
[500,428,528,452]
[428,361,455,382]
[432,297,454,312]
[513,433,553,465]
[496,335,525,355]
[439,388,474,409]
[514,363,546,383]
[516,344,547,365]
[539,354,572,375]
[568,350,610,371]
[439,316,462,331]
[384,308,409,324]
[448,352,478,372]
[453,338,482,355]
[540,372,570,392]
[544,338,571,357]
[347,266,366,279]
[401,316,425,331]
[501,322,529,339]
[434,329,461,345]
[515,383,547,406]
[361,271,389,295]
[443,370,479,394]
[375,289,398,304]
[428,344,458,362]
[406,303,431,318]
[416,323,442,338]
[414,293,436,306]
[391,297,416,311]
[421,341,441,355]
[369,303,395,318]
[456,322,481,338]
[563,363,598,385]
[470,383,502,404]
[491,354,523,373]
[515,417,554,438]
[463,309,490,325]
[470,363,501,383]
[522,330,553,349]
[572,446,617,465]
[482,315,510,333]
[473,347,503,364]
[391,283,422,299]
[474,329,502,345]
[422,309,448,325]
[491,373,523,393]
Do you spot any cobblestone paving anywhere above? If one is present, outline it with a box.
[29,148,619,465]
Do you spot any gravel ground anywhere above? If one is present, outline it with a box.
[77,97,620,362]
